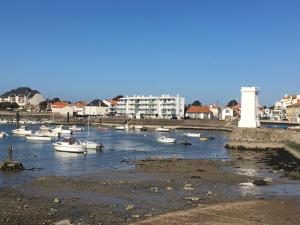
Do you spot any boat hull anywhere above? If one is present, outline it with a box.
[53,144,85,153]
[26,136,52,141]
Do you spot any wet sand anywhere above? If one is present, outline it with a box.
[0,149,300,225]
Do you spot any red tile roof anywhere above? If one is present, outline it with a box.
[51,102,70,109]
[186,106,212,114]
[73,101,87,107]
[106,99,119,106]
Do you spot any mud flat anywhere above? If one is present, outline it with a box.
[0,150,300,225]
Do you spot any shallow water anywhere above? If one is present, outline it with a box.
[0,124,229,186]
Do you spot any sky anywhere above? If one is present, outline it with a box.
[0,0,299,106]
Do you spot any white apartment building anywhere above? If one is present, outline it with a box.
[116,95,185,119]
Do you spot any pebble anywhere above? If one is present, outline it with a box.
[150,187,159,193]
[144,213,153,217]
[183,187,195,191]
[185,197,200,201]
[53,197,61,204]
[54,219,72,225]
[207,191,213,195]
[17,197,21,202]
[264,177,273,183]
[23,204,29,209]
[131,214,140,218]
[126,204,135,211]
[166,187,173,191]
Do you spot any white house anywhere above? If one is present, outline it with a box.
[186,106,213,119]
[0,87,45,110]
[51,102,74,116]
[221,107,234,121]
[116,94,185,119]
[84,99,109,116]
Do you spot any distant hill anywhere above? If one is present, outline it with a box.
[0,87,40,98]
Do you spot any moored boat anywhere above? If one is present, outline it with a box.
[52,125,72,135]
[155,127,170,132]
[115,124,129,131]
[12,126,32,135]
[80,140,103,150]
[0,131,8,138]
[183,132,201,138]
[69,125,84,131]
[157,136,176,144]
[26,134,52,141]
[53,137,85,153]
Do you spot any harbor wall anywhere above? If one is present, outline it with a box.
[226,127,300,159]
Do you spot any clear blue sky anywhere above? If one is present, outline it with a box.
[0,0,299,106]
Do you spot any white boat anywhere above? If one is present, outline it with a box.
[53,138,86,153]
[0,119,8,124]
[288,126,300,130]
[26,134,52,141]
[69,125,84,131]
[12,126,32,135]
[115,124,129,131]
[135,125,144,130]
[183,132,201,138]
[80,140,103,149]
[0,131,8,138]
[52,125,72,135]
[157,136,176,144]
[155,127,170,132]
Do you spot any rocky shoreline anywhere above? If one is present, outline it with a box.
[0,147,300,225]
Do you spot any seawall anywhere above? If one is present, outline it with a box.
[226,127,300,159]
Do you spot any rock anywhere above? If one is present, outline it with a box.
[17,197,21,202]
[183,184,194,191]
[23,204,29,209]
[54,219,72,225]
[150,187,159,193]
[144,213,153,217]
[131,214,140,218]
[183,187,195,191]
[264,177,273,183]
[185,197,200,201]
[126,204,135,211]
[118,180,125,184]
[253,179,268,186]
[207,191,213,196]
[166,187,173,191]
[53,197,61,203]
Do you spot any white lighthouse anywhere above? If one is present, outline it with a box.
[238,86,260,128]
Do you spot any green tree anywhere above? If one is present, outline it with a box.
[227,100,238,107]
[191,100,202,106]
[39,101,48,111]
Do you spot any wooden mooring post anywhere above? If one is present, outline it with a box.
[0,147,24,172]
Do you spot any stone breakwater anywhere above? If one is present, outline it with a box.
[225,127,300,159]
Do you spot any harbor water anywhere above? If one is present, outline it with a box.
[0,124,229,187]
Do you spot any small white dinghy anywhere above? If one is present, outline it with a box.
[69,125,84,131]
[80,140,103,150]
[0,131,8,138]
[53,137,86,153]
[12,126,32,135]
[183,132,201,138]
[26,134,52,141]
[155,127,170,132]
[157,136,176,144]
[115,124,129,131]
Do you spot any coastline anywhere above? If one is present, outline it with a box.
[0,148,300,225]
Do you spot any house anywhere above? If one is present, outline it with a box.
[51,102,74,115]
[286,100,300,123]
[84,99,109,116]
[103,99,119,116]
[221,107,234,121]
[0,87,45,110]
[72,101,87,116]
[116,94,185,119]
[186,106,213,120]
[209,104,221,120]
[275,94,300,110]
